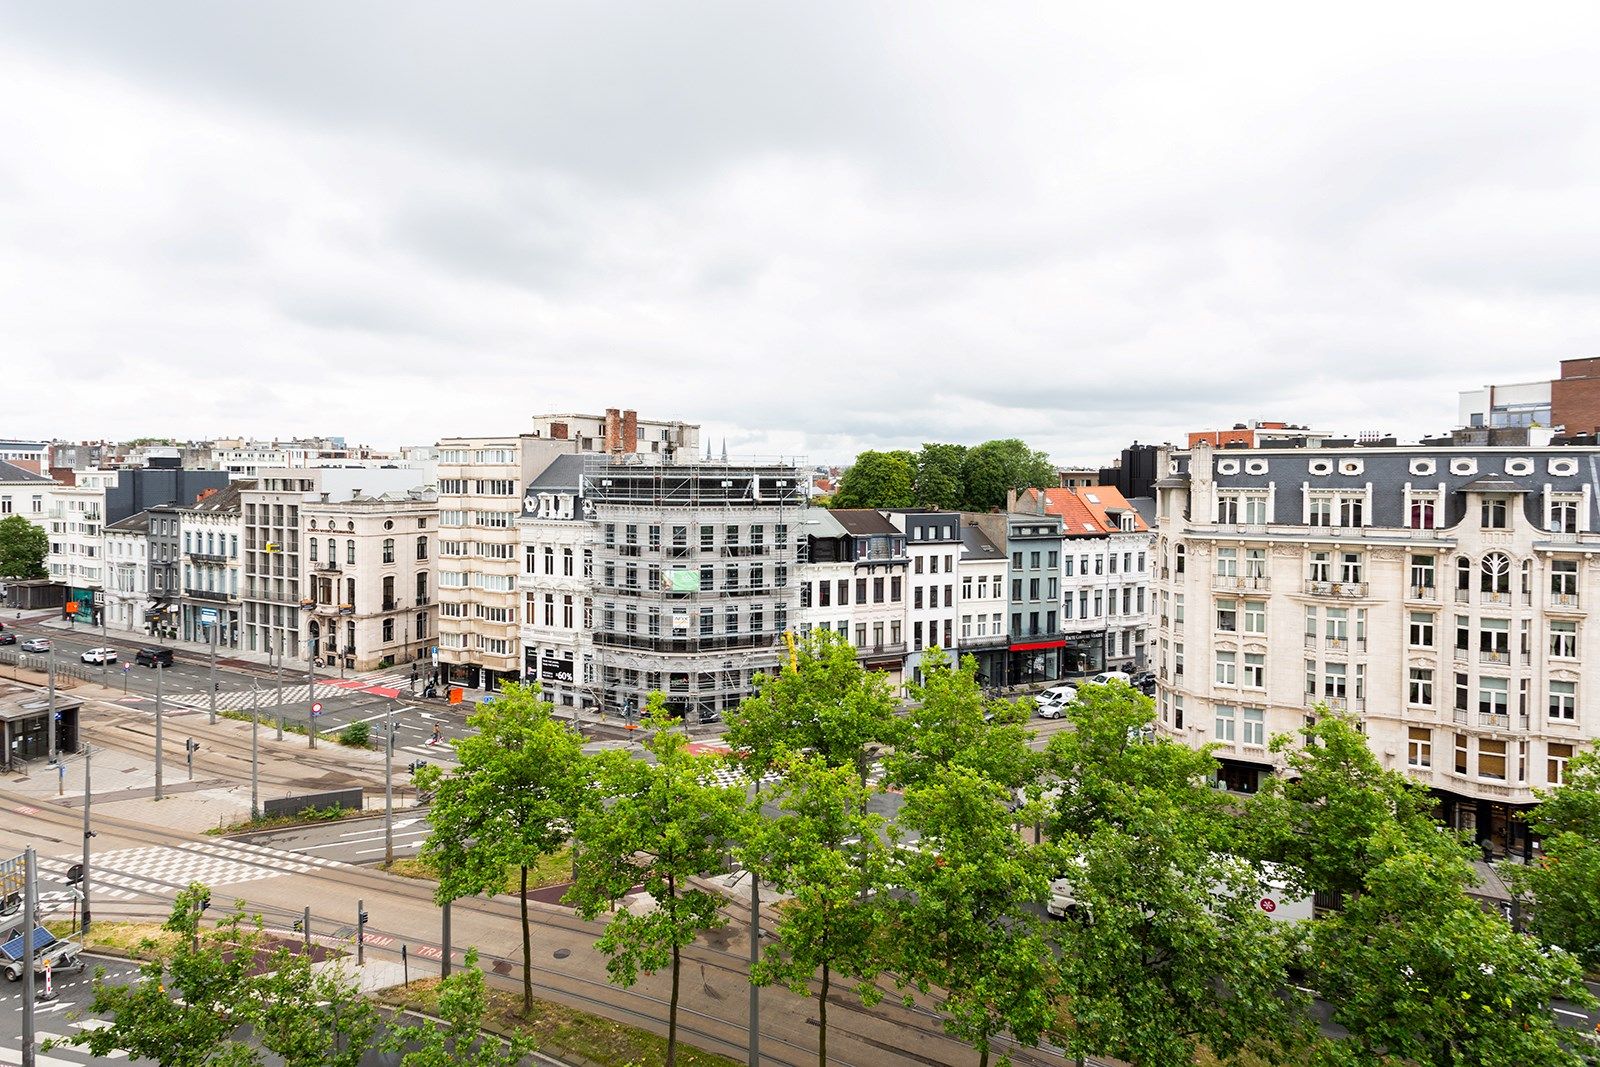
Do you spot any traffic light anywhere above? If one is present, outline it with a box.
[407,760,426,773]
[358,909,368,926]
[292,917,303,933]
[185,738,200,753]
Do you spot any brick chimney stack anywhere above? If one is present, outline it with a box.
[621,409,638,454]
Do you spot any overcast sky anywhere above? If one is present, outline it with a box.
[4,2,1599,467]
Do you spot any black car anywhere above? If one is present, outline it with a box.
[0,633,14,646]
[135,647,174,667]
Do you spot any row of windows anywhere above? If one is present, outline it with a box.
[305,536,429,565]
[598,602,791,637]
[800,575,903,607]
[438,479,519,495]
[1212,489,1584,533]
[1407,730,1578,785]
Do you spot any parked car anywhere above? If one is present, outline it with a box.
[0,633,13,646]
[1088,670,1133,686]
[80,647,117,665]
[1129,669,1156,688]
[1035,685,1077,719]
[135,647,174,667]
[20,638,49,653]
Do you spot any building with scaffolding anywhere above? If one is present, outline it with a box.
[586,458,806,721]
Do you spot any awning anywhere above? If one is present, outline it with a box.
[1010,639,1066,651]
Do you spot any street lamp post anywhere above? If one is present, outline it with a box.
[307,636,317,749]
[154,662,165,801]
[99,597,108,688]
[274,633,284,742]
[81,745,94,937]
[46,653,56,764]
[383,702,394,867]
[207,620,218,726]
[250,685,260,821]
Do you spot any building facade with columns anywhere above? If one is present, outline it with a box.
[1153,437,1600,857]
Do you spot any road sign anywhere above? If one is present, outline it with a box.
[1259,897,1277,913]
[311,701,324,716]
[122,662,130,673]
[199,608,218,624]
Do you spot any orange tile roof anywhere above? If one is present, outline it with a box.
[1016,485,1149,535]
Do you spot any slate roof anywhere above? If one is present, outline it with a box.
[830,509,900,536]
[959,521,1006,561]
[0,459,52,484]
[106,510,152,535]
[180,480,255,514]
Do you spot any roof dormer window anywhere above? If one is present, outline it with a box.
[1481,497,1508,530]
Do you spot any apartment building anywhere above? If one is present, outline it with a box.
[302,490,437,672]
[529,409,699,464]
[517,455,595,708]
[0,459,52,507]
[956,518,1009,687]
[102,511,151,634]
[889,511,961,685]
[1014,486,1154,673]
[177,482,251,648]
[1153,437,1600,857]
[798,509,908,683]
[589,461,805,720]
[46,472,113,621]
[144,503,183,638]
[997,511,1066,685]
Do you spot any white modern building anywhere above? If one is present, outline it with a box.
[797,508,909,686]
[517,455,595,708]
[890,511,962,685]
[177,482,250,649]
[1153,436,1600,858]
[956,518,1010,687]
[102,511,152,634]
[45,471,116,618]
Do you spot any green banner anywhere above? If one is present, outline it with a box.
[665,569,701,592]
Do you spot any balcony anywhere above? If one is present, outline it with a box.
[1454,587,1471,604]
[317,562,341,573]
[1302,580,1368,598]
[1478,711,1510,730]
[1407,584,1438,601]
[1549,591,1582,611]
[1478,648,1510,666]
[1480,589,1512,606]
[185,587,236,603]
[958,633,1009,650]
[856,641,908,659]
[1319,636,1366,655]
[382,598,399,611]
[1212,574,1270,593]
[188,551,229,564]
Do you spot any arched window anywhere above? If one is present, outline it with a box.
[1520,559,1532,595]
[308,538,318,563]
[1174,544,1186,575]
[1456,556,1472,591]
[382,538,395,564]
[1480,552,1510,593]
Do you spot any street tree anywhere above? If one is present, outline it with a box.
[566,696,749,1067]
[833,450,915,509]
[1041,687,1307,1066]
[881,646,1038,794]
[415,682,589,1015]
[914,442,968,510]
[1505,741,1600,971]
[52,884,374,1067]
[959,439,1054,512]
[1309,825,1595,1065]
[1240,711,1443,905]
[0,513,47,580]
[722,627,900,780]
[742,754,893,1067]
[380,948,540,1067]
[888,763,1057,1067]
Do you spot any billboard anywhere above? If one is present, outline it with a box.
[540,657,574,684]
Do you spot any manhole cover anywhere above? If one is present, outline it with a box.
[553,948,571,960]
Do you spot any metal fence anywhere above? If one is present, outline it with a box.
[0,649,92,686]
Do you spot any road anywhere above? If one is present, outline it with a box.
[0,953,156,1067]
[242,813,433,864]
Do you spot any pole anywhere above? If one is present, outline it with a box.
[441,866,452,979]
[274,634,284,742]
[22,846,36,1067]
[250,687,260,820]
[100,601,108,688]
[46,654,56,763]
[384,703,394,867]
[356,898,365,966]
[302,906,311,954]
[81,746,92,936]
[207,621,218,726]
[186,738,194,781]
[748,777,760,1067]
[307,639,317,748]
[154,663,164,801]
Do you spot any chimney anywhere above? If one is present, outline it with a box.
[193,487,220,505]
[621,410,638,454]
[604,408,622,454]
[550,421,569,441]
[1007,488,1019,512]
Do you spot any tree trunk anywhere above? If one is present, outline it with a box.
[668,941,681,1067]
[520,863,533,1015]
[978,1046,989,1067]
[818,962,830,1067]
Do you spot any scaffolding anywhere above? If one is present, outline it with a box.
[582,457,806,720]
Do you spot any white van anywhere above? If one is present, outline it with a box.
[1088,670,1132,686]
[1048,856,1311,923]
[1034,685,1077,719]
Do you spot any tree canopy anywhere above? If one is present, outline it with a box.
[0,514,47,580]
[831,438,1055,512]
[833,450,915,509]
[1506,741,1600,972]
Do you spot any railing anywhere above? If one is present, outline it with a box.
[1302,580,1368,598]
[1407,584,1437,600]
[188,551,229,563]
[1212,574,1270,592]
[318,562,340,572]
[1322,636,1366,654]
[1478,711,1510,729]
[1478,649,1509,665]
[382,598,398,611]
[592,632,780,653]
[1454,588,1470,603]
[1480,589,1512,605]
[1550,591,1581,610]
[1308,694,1363,712]
[1453,708,1468,724]
[185,588,235,603]
[856,641,908,658]
[1453,646,1468,664]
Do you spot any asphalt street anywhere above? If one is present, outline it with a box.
[241,813,433,864]
[0,953,156,1067]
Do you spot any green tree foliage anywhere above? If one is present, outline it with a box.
[415,683,588,1015]
[722,627,899,780]
[52,884,374,1067]
[881,647,1038,794]
[0,513,47,580]
[1506,741,1600,971]
[914,443,968,510]
[833,450,915,509]
[380,948,539,1067]
[742,755,891,1067]
[1042,684,1306,1066]
[566,696,748,1067]
[1240,711,1444,903]
[959,439,1055,512]
[889,764,1057,1067]
[1309,826,1595,1065]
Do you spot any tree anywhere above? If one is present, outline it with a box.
[1505,741,1600,971]
[1309,825,1595,1065]
[415,683,588,1015]
[888,764,1058,1067]
[1041,685,1307,1066]
[881,647,1038,795]
[51,884,374,1067]
[959,439,1054,512]
[722,627,900,781]
[833,450,915,509]
[0,513,47,580]
[742,755,892,1067]
[1239,711,1443,904]
[566,696,749,1067]
[914,443,968,510]
[380,948,539,1067]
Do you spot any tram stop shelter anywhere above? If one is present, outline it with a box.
[0,681,81,772]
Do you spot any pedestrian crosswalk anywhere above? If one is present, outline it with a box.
[34,839,357,905]
[164,681,383,712]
